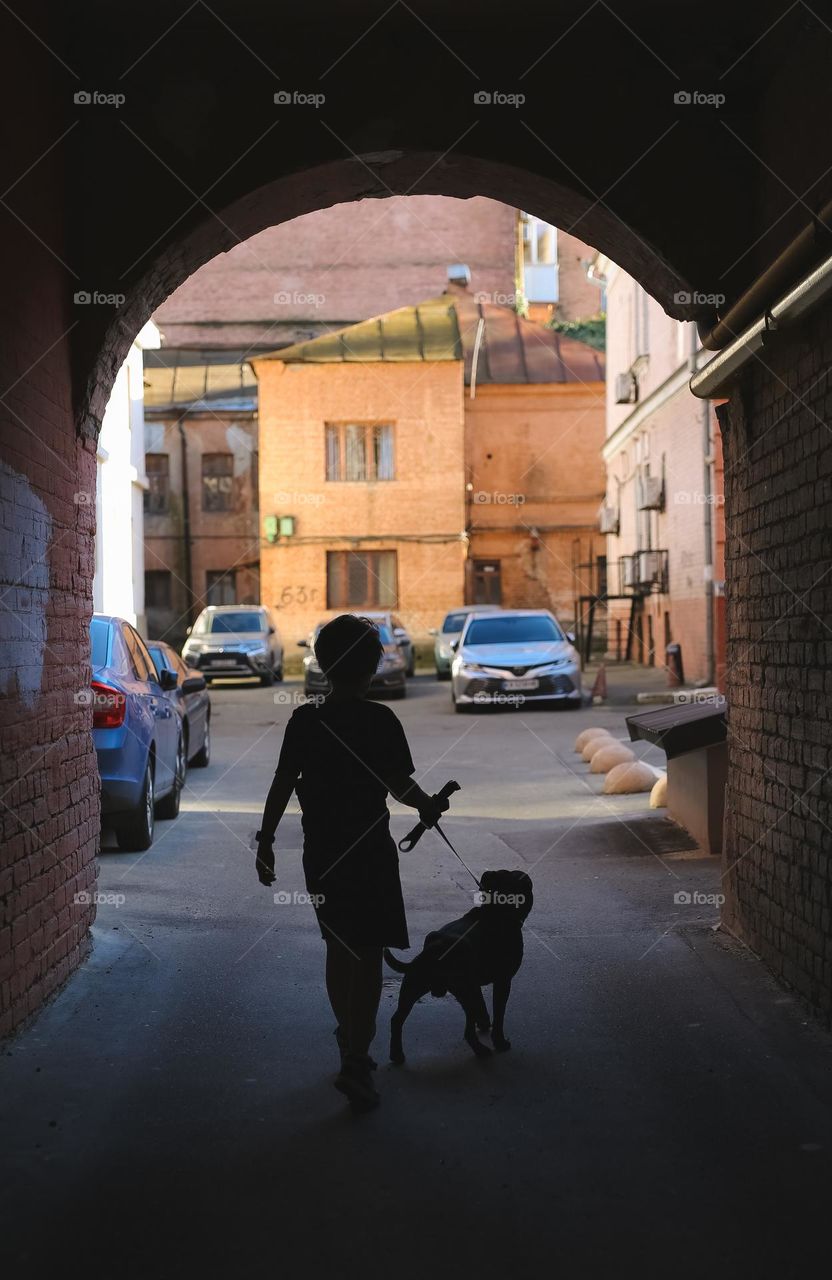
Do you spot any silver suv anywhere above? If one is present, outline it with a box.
[181,605,284,686]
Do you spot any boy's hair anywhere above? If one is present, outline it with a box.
[315,614,383,684]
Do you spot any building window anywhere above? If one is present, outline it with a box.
[206,570,237,605]
[145,453,169,514]
[472,559,502,605]
[325,424,395,481]
[145,570,172,609]
[326,551,397,608]
[202,453,234,511]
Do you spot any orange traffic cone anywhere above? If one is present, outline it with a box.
[591,663,607,704]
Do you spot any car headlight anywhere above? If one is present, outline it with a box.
[239,640,268,653]
[183,641,206,653]
[380,654,404,670]
[438,644,453,658]
[459,661,485,673]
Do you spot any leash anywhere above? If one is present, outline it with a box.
[397,780,481,888]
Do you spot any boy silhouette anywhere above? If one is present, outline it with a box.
[255,613,448,1110]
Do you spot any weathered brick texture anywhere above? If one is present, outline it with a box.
[720,302,832,1024]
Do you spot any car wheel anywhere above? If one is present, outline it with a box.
[390,686,407,700]
[274,660,284,682]
[436,668,450,681]
[116,761,155,851]
[156,733,185,819]
[192,714,211,767]
[260,666,275,687]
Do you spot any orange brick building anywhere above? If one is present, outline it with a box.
[253,283,605,655]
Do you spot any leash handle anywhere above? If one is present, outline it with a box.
[398,780,460,852]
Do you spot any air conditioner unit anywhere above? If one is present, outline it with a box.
[621,556,636,588]
[637,475,664,510]
[636,550,663,586]
[598,505,620,535]
[615,372,637,404]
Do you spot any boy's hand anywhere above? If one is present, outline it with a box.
[418,792,450,829]
[255,840,276,886]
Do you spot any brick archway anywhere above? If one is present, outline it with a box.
[2,0,832,1034]
[78,152,691,435]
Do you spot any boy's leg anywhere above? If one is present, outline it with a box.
[324,936,352,1033]
[346,945,383,1059]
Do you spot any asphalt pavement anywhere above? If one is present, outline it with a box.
[3,676,831,1278]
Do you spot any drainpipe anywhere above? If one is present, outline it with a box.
[692,330,715,685]
[691,249,832,398]
[177,416,194,624]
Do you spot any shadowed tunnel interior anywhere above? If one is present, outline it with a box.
[2,1,832,1272]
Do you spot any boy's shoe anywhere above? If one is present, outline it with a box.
[334,1026,377,1070]
[334,1055,381,1111]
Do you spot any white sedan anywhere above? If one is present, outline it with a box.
[451,610,581,710]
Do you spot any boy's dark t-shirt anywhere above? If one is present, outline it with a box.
[276,698,414,947]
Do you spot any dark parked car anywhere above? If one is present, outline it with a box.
[361,610,416,676]
[148,641,211,769]
[300,617,407,699]
[90,614,186,851]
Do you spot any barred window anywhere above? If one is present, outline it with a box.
[202,453,234,511]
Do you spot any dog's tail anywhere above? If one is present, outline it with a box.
[383,948,411,973]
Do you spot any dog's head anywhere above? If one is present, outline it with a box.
[476,870,533,921]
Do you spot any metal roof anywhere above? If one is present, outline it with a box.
[626,697,727,759]
[143,351,256,411]
[254,290,605,385]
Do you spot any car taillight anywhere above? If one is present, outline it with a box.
[91,680,126,729]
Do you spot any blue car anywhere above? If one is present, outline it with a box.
[90,614,186,851]
[147,640,211,769]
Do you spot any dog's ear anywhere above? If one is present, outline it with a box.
[478,870,499,895]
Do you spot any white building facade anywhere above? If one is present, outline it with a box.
[93,320,161,634]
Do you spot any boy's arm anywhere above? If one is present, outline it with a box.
[255,766,299,885]
[385,772,449,828]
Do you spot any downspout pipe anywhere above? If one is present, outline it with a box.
[177,415,194,625]
[691,330,715,686]
[690,249,832,400]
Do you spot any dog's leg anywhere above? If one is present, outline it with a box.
[389,975,423,1065]
[451,985,493,1057]
[474,988,491,1033]
[490,976,512,1052]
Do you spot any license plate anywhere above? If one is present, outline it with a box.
[209,659,238,667]
[503,678,539,691]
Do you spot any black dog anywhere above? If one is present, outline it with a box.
[383,869,533,1063]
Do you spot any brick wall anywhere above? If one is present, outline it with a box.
[721,302,832,1024]
[466,383,606,624]
[256,360,467,647]
[0,68,99,1032]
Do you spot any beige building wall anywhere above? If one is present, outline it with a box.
[255,360,467,652]
[466,383,606,627]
